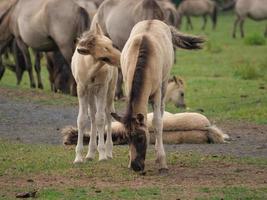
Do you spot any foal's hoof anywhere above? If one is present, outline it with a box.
[159,168,169,175]
[73,158,83,164]
[99,155,108,161]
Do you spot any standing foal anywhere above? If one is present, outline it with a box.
[112,20,204,173]
[71,24,120,163]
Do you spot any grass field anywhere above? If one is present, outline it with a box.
[1,13,267,124]
[0,12,267,199]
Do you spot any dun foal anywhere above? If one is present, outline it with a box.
[72,24,120,163]
[112,20,204,172]
[165,76,186,108]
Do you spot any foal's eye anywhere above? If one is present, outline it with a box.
[180,92,184,97]
[100,57,110,63]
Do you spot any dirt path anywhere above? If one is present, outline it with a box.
[0,95,267,158]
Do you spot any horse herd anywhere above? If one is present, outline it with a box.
[0,0,266,173]
[0,0,266,98]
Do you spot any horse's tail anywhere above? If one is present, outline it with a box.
[169,26,205,49]
[211,4,218,30]
[124,36,150,128]
[77,6,90,37]
[206,125,230,143]
[61,124,128,145]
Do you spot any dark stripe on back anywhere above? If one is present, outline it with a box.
[124,35,150,129]
[145,20,153,32]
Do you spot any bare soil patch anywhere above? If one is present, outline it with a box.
[1,93,267,158]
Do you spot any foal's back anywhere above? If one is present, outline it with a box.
[121,20,174,87]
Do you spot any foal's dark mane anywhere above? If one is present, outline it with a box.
[124,35,150,129]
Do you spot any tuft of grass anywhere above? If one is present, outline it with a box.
[205,40,223,54]
[244,34,266,46]
[233,60,261,80]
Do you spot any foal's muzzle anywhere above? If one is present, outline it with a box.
[131,160,145,172]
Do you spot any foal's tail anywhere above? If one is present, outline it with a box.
[206,125,230,143]
[169,26,205,49]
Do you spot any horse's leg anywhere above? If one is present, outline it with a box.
[74,85,89,164]
[105,70,117,159]
[96,86,108,161]
[115,68,124,100]
[152,88,168,171]
[232,16,240,38]
[85,92,97,160]
[0,56,5,80]
[12,40,24,85]
[57,43,77,96]
[186,16,193,30]
[45,53,55,92]
[202,15,208,30]
[15,38,36,88]
[240,18,245,38]
[105,104,113,159]
[34,52,44,89]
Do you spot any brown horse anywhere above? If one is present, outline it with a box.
[91,0,180,99]
[111,20,204,172]
[232,0,267,38]
[177,0,218,30]
[0,0,90,94]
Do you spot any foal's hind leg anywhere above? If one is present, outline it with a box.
[152,89,168,171]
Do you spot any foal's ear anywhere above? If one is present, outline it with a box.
[177,77,184,86]
[136,113,145,125]
[111,112,123,122]
[173,76,178,84]
[94,23,104,36]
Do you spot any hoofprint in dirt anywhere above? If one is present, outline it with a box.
[0,95,267,158]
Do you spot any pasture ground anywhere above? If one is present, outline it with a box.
[0,12,267,199]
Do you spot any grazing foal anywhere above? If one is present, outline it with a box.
[71,24,120,163]
[112,20,204,172]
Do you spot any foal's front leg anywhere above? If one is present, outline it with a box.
[85,95,97,161]
[152,90,168,171]
[96,88,108,161]
[74,87,88,163]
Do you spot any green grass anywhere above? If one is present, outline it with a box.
[0,13,267,199]
[1,13,266,124]
[0,139,267,199]
[170,12,267,124]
